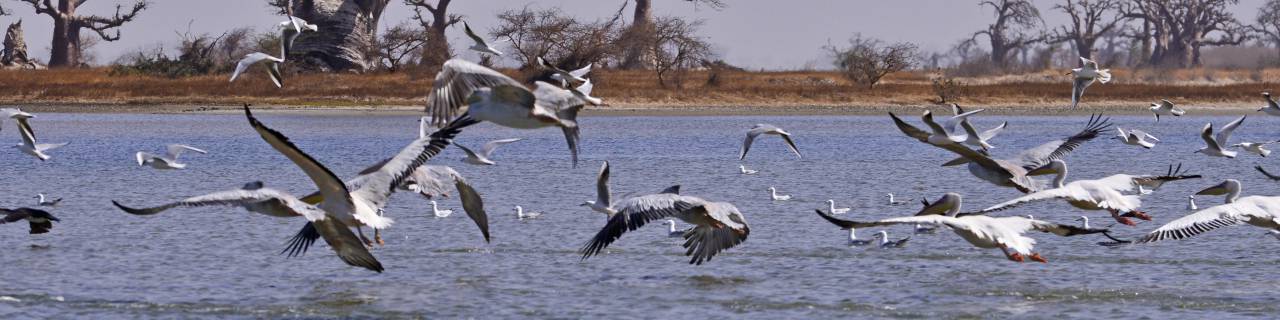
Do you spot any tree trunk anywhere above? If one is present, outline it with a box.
[48,16,74,67]
[619,0,652,70]
[417,0,453,69]
[288,0,389,72]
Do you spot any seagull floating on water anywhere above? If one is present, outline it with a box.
[12,117,67,161]
[580,192,750,265]
[847,228,873,246]
[887,193,909,205]
[768,187,792,201]
[740,124,801,160]
[738,164,758,175]
[430,200,453,218]
[1074,216,1091,229]
[1149,100,1185,122]
[1070,57,1111,109]
[516,205,542,220]
[1114,127,1158,149]
[230,52,284,88]
[872,231,910,248]
[1258,92,1280,116]
[826,200,850,214]
[462,21,502,56]
[1195,115,1246,158]
[1,208,59,234]
[34,194,61,207]
[1186,195,1197,210]
[663,220,686,238]
[136,144,207,170]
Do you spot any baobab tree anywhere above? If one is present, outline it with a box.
[1050,0,1126,61]
[970,0,1046,69]
[269,0,390,72]
[1124,0,1249,67]
[1254,0,1280,61]
[618,0,724,70]
[405,0,460,69]
[14,0,147,68]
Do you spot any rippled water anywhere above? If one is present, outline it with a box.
[1,111,1278,318]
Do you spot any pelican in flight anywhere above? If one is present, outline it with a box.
[1149,100,1185,122]
[1231,140,1280,157]
[826,200,851,214]
[738,164,758,175]
[580,193,750,265]
[1195,179,1242,204]
[768,187,792,201]
[457,138,522,165]
[12,117,68,161]
[278,16,317,58]
[1114,127,1158,149]
[1258,92,1280,116]
[136,144,207,170]
[34,194,61,207]
[462,21,502,56]
[1070,57,1111,109]
[814,193,1109,263]
[1195,115,1246,158]
[893,112,1111,193]
[1138,180,1280,243]
[424,59,595,167]
[969,161,1201,226]
[1,208,60,234]
[739,124,801,160]
[230,52,284,88]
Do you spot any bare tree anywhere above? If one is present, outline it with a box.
[647,16,712,87]
[827,34,918,89]
[970,0,1045,69]
[618,0,724,70]
[491,5,625,69]
[1254,0,1280,61]
[376,21,427,72]
[15,0,148,68]
[405,0,459,69]
[1051,0,1126,60]
[1124,0,1249,67]
[269,0,391,72]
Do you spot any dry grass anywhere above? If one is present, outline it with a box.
[0,67,1276,110]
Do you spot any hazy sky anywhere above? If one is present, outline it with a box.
[1,0,1267,69]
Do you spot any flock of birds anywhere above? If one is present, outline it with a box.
[2,14,1280,273]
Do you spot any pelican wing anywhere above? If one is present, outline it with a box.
[891,113,1032,191]
[533,81,587,112]
[580,194,706,259]
[1215,116,1246,146]
[344,122,468,227]
[1256,166,1280,181]
[0,209,29,224]
[1028,219,1110,237]
[402,165,463,199]
[889,112,932,141]
[425,59,525,126]
[1137,197,1278,243]
[596,161,611,208]
[310,218,385,272]
[978,182,1140,214]
[454,177,490,243]
[462,21,488,47]
[244,105,355,216]
[814,209,966,230]
[683,202,749,265]
[1014,114,1110,170]
[110,188,325,221]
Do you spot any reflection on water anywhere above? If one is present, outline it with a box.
[0,112,1277,318]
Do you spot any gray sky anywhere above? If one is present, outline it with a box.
[1,0,1268,69]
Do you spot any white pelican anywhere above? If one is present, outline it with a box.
[738,164,758,175]
[739,124,802,160]
[423,59,591,167]
[663,220,685,238]
[278,16,317,58]
[1195,115,1246,158]
[12,117,68,161]
[827,200,850,214]
[1114,127,1158,149]
[456,138,522,165]
[462,21,502,56]
[34,194,61,207]
[971,160,1201,226]
[893,112,1111,193]
[768,187,792,201]
[229,52,284,88]
[1137,195,1280,243]
[580,193,750,265]
[1187,195,1197,210]
[581,161,616,216]
[872,231,910,248]
[1195,179,1241,204]
[1070,57,1111,109]
[814,204,1109,263]
[1149,100,1185,122]
[1256,166,1280,181]
[1231,140,1280,157]
[430,200,453,218]
[136,144,207,169]
[516,206,542,220]
[538,56,589,86]
[847,228,873,246]
[887,193,909,205]
[1258,92,1280,116]
[0,208,59,234]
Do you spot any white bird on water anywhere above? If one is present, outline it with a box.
[580,193,750,265]
[1258,92,1280,116]
[456,138,522,165]
[663,220,685,238]
[1187,195,1198,210]
[1114,127,1159,149]
[740,124,802,160]
[34,194,61,207]
[12,117,68,161]
[1195,115,1246,158]
[1231,140,1280,157]
[846,228,873,246]
[739,164,758,175]
[1149,100,1185,122]
[229,52,284,88]
[516,205,542,220]
[887,193,908,205]
[768,187,792,201]
[873,230,910,248]
[136,144,207,170]
[430,200,453,218]
[826,200,850,214]
[1070,57,1111,109]
[462,21,503,56]
[1074,216,1091,229]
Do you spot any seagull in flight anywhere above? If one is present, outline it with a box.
[230,52,284,88]
[136,144,208,170]
[1070,57,1111,109]
[1258,92,1280,116]
[12,117,68,161]
[1231,140,1280,157]
[463,21,503,56]
[1195,115,1246,158]
[538,57,589,86]
[457,138,522,165]
[1149,100,1185,122]
[1114,127,1158,149]
[740,124,801,160]
[278,16,317,59]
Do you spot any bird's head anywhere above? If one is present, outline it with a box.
[1196,179,1240,196]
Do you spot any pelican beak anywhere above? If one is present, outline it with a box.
[1258,107,1266,112]
[1195,182,1230,195]
[1026,163,1059,176]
